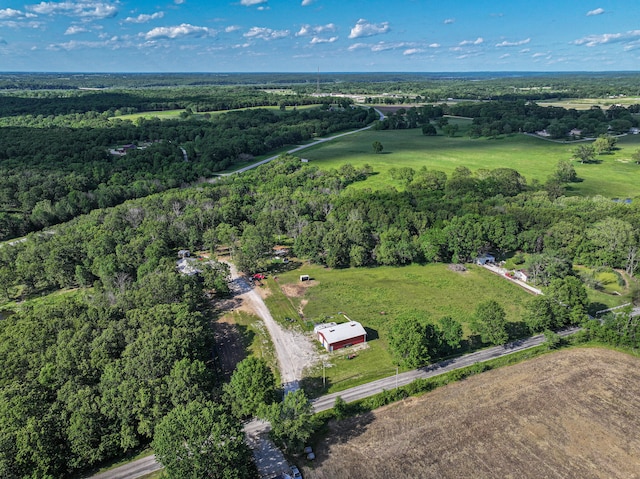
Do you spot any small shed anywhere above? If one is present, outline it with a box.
[300,274,310,281]
[475,254,495,265]
[315,321,367,352]
[514,270,529,282]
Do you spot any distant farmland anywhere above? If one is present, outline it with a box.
[304,348,640,479]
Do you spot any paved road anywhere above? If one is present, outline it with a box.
[310,327,580,413]
[221,108,385,176]
[87,455,161,479]
[89,326,578,479]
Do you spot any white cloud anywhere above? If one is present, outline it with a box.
[459,37,483,46]
[65,24,89,34]
[348,42,367,51]
[244,26,290,40]
[573,30,640,47]
[0,8,37,19]
[301,0,314,5]
[429,43,440,48]
[348,18,390,39]
[586,8,605,16]
[532,52,547,58]
[310,36,337,44]
[296,23,336,36]
[403,48,423,55]
[144,23,213,40]
[174,0,186,3]
[495,38,530,47]
[26,2,118,20]
[520,48,530,53]
[443,18,455,24]
[124,12,164,24]
[225,25,241,33]
[499,53,510,59]
[241,0,267,5]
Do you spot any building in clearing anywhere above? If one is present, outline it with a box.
[314,321,367,352]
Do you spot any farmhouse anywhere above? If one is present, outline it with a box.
[314,321,367,352]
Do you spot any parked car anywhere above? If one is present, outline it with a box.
[291,465,302,479]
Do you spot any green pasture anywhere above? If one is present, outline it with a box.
[111,104,321,122]
[538,97,640,110]
[299,124,640,198]
[274,262,533,394]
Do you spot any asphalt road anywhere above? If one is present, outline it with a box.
[88,326,579,479]
[87,455,162,479]
[310,327,580,413]
[221,108,385,176]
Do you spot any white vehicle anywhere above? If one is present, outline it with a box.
[290,465,302,479]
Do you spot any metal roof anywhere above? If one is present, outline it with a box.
[317,321,366,345]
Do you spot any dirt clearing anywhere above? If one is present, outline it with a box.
[305,348,640,479]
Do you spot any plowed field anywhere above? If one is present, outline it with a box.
[305,348,640,479]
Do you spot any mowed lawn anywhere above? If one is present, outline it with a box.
[274,263,533,393]
[299,124,640,198]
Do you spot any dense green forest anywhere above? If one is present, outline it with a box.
[0,101,375,240]
[2,75,640,477]
[2,151,640,477]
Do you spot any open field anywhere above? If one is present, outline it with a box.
[304,348,640,479]
[273,263,532,393]
[300,126,640,198]
[111,104,321,122]
[538,97,640,110]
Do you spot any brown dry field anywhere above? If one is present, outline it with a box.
[304,348,640,479]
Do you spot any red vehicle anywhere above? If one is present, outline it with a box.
[252,273,266,280]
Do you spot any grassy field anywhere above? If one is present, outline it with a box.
[299,124,640,198]
[538,97,640,109]
[272,262,533,394]
[304,348,640,479]
[111,104,321,122]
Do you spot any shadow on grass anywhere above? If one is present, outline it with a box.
[506,320,530,340]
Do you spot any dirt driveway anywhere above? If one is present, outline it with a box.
[225,261,318,393]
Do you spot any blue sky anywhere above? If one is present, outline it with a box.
[1,0,639,72]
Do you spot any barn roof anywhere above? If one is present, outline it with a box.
[318,321,366,345]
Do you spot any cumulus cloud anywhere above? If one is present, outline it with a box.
[144,23,213,40]
[348,41,419,52]
[124,12,164,24]
[348,18,390,39]
[310,36,337,44]
[0,8,37,19]
[586,8,605,16]
[429,43,440,48]
[443,18,455,24]
[573,30,640,47]
[241,0,267,5]
[296,23,336,36]
[301,0,314,5]
[65,24,89,34]
[459,37,483,46]
[225,25,241,33]
[403,48,423,55]
[244,26,290,40]
[496,38,530,47]
[26,1,118,20]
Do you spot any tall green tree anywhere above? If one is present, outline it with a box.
[223,357,277,419]
[259,389,318,453]
[153,401,255,479]
[473,300,509,345]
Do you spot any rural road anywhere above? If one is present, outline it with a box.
[87,326,579,479]
[222,107,385,176]
[310,326,580,413]
[88,455,161,479]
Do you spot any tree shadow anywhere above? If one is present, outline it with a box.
[587,301,609,316]
[506,320,530,340]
